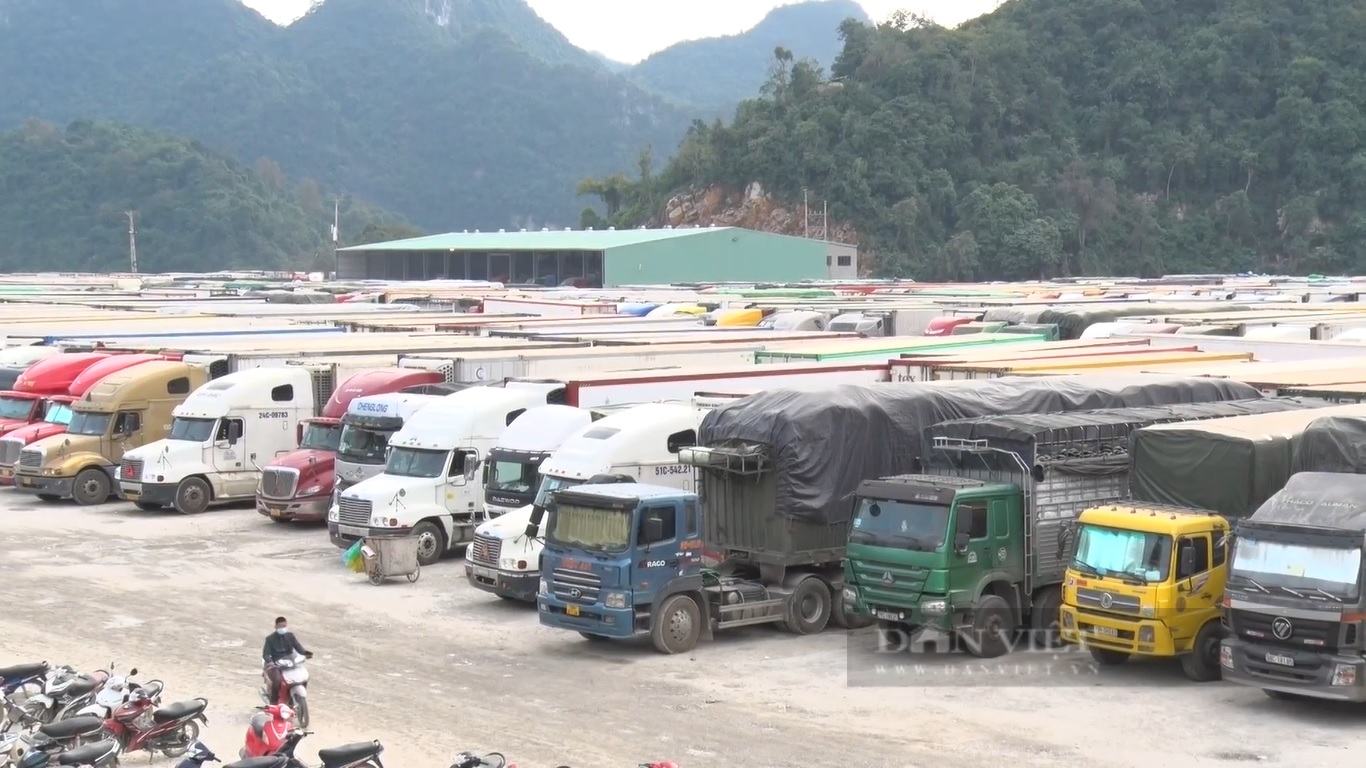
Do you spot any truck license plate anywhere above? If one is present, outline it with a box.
[17,477,32,487]
[471,566,496,579]
[0,468,12,479]
[875,610,900,621]
[1265,652,1295,667]
[1090,626,1119,637]
[566,605,580,617]
[337,525,366,537]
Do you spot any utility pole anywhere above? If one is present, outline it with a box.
[330,198,340,278]
[124,211,138,273]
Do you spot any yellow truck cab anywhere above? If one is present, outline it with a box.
[15,361,210,506]
[1059,503,1229,682]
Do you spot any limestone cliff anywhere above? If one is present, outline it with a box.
[659,183,858,245]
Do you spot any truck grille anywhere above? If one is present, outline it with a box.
[1073,587,1142,615]
[0,438,23,467]
[551,568,601,604]
[18,448,43,469]
[337,497,372,527]
[469,535,501,567]
[1233,610,1340,652]
[259,468,299,499]
[120,458,143,481]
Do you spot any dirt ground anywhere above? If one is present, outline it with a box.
[1,494,1360,768]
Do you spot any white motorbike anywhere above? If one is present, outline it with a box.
[261,654,310,729]
[60,668,163,721]
[13,665,86,725]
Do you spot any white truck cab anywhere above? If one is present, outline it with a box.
[480,404,604,516]
[328,381,563,565]
[117,368,317,514]
[334,391,450,497]
[465,400,713,602]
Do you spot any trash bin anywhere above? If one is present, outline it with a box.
[360,536,421,585]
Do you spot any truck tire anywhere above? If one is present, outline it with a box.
[174,477,211,514]
[1029,585,1063,648]
[412,521,445,566]
[783,577,832,635]
[651,594,701,654]
[1089,647,1130,665]
[72,468,111,506]
[1179,621,1224,682]
[961,595,1013,659]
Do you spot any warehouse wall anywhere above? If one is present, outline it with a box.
[604,230,826,285]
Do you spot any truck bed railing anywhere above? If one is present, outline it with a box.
[678,443,771,475]
[930,436,1037,595]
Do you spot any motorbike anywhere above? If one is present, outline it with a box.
[11,718,110,768]
[260,654,310,729]
[101,687,207,759]
[449,752,508,768]
[28,667,116,726]
[0,664,49,698]
[232,729,383,768]
[60,670,162,722]
[38,740,118,768]
[175,740,219,768]
[1,732,20,768]
[240,706,295,760]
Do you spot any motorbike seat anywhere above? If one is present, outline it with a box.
[152,699,207,722]
[223,757,289,768]
[318,741,382,767]
[65,676,102,697]
[56,740,119,767]
[0,662,49,683]
[38,715,105,739]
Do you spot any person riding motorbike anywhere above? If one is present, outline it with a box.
[262,616,312,704]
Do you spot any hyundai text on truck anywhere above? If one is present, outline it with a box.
[0,352,112,437]
[117,367,326,514]
[0,353,163,484]
[14,361,212,505]
[255,367,444,523]
[467,400,714,602]
[333,392,451,498]
[328,382,568,565]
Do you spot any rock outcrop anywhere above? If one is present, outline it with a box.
[659,183,858,245]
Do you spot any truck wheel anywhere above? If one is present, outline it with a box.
[962,595,1013,659]
[174,477,211,514]
[1089,647,1130,665]
[1029,585,1063,648]
[783,577,832,635]
[1179,621,1224,682]
[72,468,111,506]
[412,521,445,566]
[134,502,163,511]
[651,594,701,654]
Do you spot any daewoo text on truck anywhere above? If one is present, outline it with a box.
[117,367,323,514]
[15,361,212,505]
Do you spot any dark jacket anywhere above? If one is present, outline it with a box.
[262,631,308,663]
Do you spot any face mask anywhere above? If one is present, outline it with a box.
[276,628,288,635]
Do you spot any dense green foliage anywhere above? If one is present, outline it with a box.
[590,0,1366,279]
[628,0,868,109]
[0,120,405,272]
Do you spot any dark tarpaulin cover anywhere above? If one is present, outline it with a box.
[1292,416,1366,474]
[1247,472,1366,531]
[981,303,1255,339]
[1130,406,1366,520]
[697,375,1262,524]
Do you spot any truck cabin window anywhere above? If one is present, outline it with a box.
[959,501,989,539]
[170,417,216,442]
[114,411,140,436]
[67,411,112,437]
[338,423,391,463]
[43,402,73,426]
[299,422,342,451]
[0,396,35,420]
[1072,525,1172,583]
[638,506,677,546]
[1176,536,1210,579]
[547,502,631,553]
[489,459,537,494]
[534,475,577,507]
[385,447,447,479]
[216,418,243,444]
[1230,537,1364,599]
[448,449,477,479]
[849,498,949,552]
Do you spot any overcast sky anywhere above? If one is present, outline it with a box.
[240,0,1005,63]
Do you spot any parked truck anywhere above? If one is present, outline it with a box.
[467,400,713,601]
[14,361,212,505]
[536,376,1262,654]
[333,391,452,497]
[328,382,568,565]
[0,352,112,436]
[256,368,445,523]
[1219,473,1366,701]
[117,367,322,513]
[0,353,163,484]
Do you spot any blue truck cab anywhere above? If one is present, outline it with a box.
[538,482,707,649]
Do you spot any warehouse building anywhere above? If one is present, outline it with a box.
[335,227,855,286]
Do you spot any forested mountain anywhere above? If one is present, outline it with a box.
[0,119,410,272]
[0,0,694,230]
[587,0,1366,279]
[628,0,870,109]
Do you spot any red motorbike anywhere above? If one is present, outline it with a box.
[241,704,297,759]
[101,687,208,758]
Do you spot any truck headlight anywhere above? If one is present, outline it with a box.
[500,557,517,570]
[299,485,322,496]
[920,599,948,616]
[1140,605,1156,618]
[603,591,628,609]
[1219,644,1233,670]
[1331,663,1357,686]
[842,587,857,603]
[538,578,548,596]
[43,468,58,476]
[327,507,338,522]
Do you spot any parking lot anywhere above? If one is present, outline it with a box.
[1,495,1360,768]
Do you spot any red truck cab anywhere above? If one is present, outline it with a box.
[924,316,977,336]
[256,368,445,523]
[0,353,112,437]
[0,354,164,484]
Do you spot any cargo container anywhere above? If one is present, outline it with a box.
[480,297,617,317]
[931,350,1253,380]
[395,343,766,384]
[888,340,1157,383]
[753,333,1047,364]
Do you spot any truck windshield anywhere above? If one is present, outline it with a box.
[547,502,631,553]
[43,403,73,425]
[169,417,216,442]
[489,460,537,494]
[1231,537,1363,599]
[534,475,579,507]
[338,425,393,464]
[67,411,111,437]
[299,423,342,452]
[1071,525,1172,583]
[849,497,948,551]
[385,447,447,478]
[0,396,35,420]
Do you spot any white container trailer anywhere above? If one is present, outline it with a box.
[480,297,618,317]
[1116,333,1366,362]
[515,362,893,407]
[397,343,762,383]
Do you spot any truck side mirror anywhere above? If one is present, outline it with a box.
[1179,547,1195,577]
[954,532,970,554]
[645,514,664,544]
[227,421,242,444]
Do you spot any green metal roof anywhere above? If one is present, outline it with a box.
[339,227,740,252]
